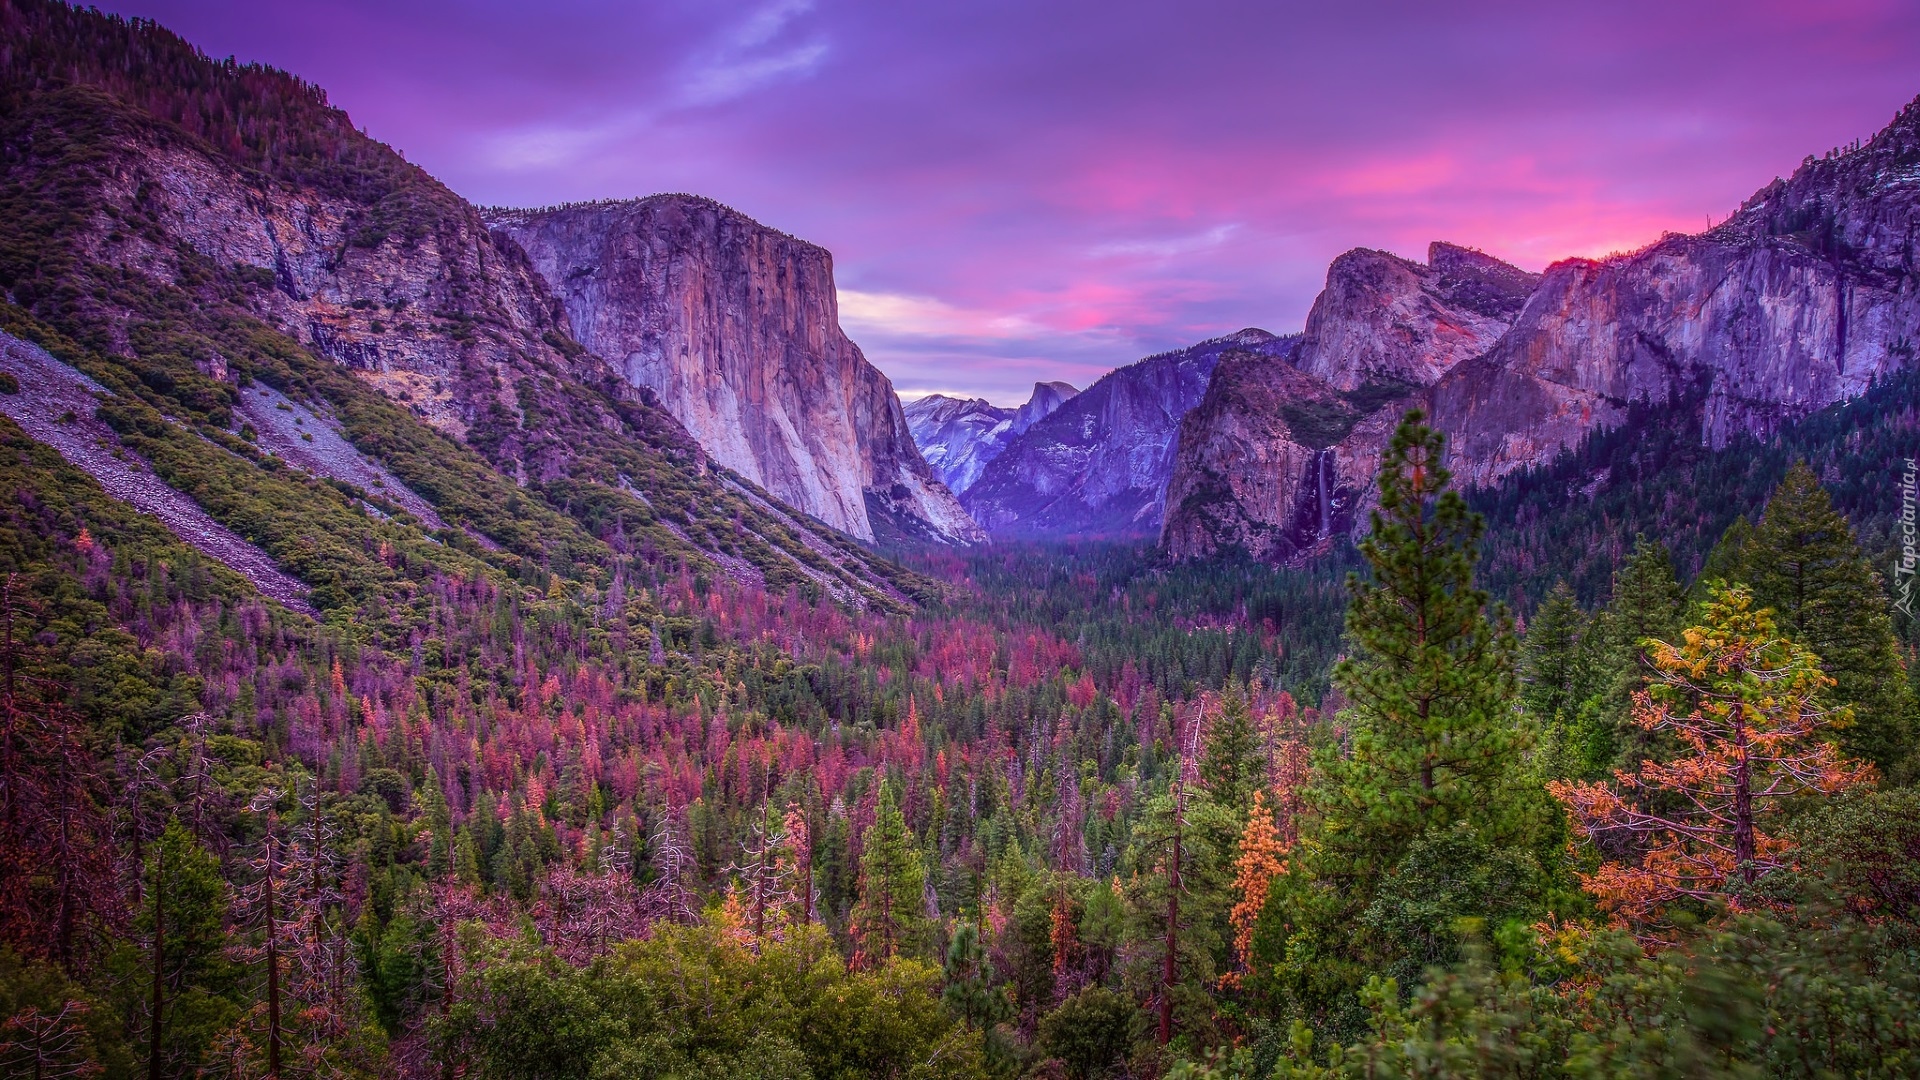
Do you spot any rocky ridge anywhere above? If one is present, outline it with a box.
[964,329,1296,535]
[0,7,938,610]
[1165,96,1920,562]
[903,380,1078,496]
[1162,245,1536,561]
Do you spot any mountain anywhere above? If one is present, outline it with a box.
[1165,98,1920,562]
[1162,245,1536,561]
[0,0,932,610]
[486,197,983,546]
[1009,379,1080,436]
[1294,242,1540,392]
[1432,98,1920,487]
[903,380,1077,495]
[963,329,1297,535]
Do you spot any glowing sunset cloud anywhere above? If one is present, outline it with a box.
[99,0,1920,403]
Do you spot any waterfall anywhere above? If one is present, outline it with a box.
[1316,449,1333,539]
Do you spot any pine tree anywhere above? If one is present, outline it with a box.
[139,818,238,1078]
[1519,581,1586,725]
[1693,514,1754,597]
[1315,411,1531,868]
[1740,463,1916,774]
[1227,789,1286,981]
[1263,412,1548,1039]
[850,782,923,967]
[1200,689,1263,816]
[453,826,483,888]
[1587,537,1686,774]
[421,780,453,881]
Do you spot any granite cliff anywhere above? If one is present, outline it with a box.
[1166,96,1920,562]
[0,2,937,609]
[1163,245,1535,561]
[489,197,983,545]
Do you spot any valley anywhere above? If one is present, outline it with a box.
[0,2,1916,1078]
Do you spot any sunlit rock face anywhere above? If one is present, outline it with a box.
[1294,242,1538,393]
[1435,95,1920,483]
[1163,245,1534,561]
[491,195,983,544]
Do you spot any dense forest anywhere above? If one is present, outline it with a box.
[2,2,1919,1078]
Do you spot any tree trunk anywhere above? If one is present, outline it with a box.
[1160,780,1183,1046]
[147,844,165,1080]
[265,831,282,1080]
[1732,710,1756,883]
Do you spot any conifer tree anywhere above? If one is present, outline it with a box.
[1740,463,1916,774]
[1519,581,1587,725]
[1588,537,1686,773]
[1263,412,1547,1038]
[1693,514,1754,597]
[1315,411,1530,868]
[139,818,237,1078]
[1200,689,1263,817]
[1552,585,1873,928]
[851,782,924,966]
[421,781,453,881]
[1227,789,1286,981]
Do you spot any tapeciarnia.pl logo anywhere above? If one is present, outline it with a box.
[1898,458,1917,618]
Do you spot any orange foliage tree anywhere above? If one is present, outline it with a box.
[1225,788,1289,982]
[1549,585,1872,926]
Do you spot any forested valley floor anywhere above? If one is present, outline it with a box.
[5,394,1920,1078]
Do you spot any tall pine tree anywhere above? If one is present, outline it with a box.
[1200,688,1264,817]
[1315,410,1532,863]
[1260,412,1550,1039]
[1740,463,1916,776]
[850,782,924,966]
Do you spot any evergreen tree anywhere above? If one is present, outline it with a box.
[1740,463,1917,775]
[1520,581,1586,724]
[454,825,484,888]
[1200,689,1263,816]
[138,818,239,1079]
[422,780,453,881]
[1693,514,1754,598]
[851,783,924,966]
[1261,412,1548,1039]
[1586,537,1686,774]
[1316,411,1532,863]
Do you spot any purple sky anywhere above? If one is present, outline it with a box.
[102,0,1920,404]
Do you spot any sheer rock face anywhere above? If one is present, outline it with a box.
[1167,95,1920,562]
[1295,242,1539,392]
[1162,245,1532,560]
[1435,96,1920,482]
[904,380,1078,497]
[963,329,1296,536]
[1161,352,1399,563]
[904,395,1014,496]
[489,196,983,544]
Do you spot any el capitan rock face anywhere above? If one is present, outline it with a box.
[1167,96,1920,562]
[904,380,1078,496]
[490,196,984,545]
[965,329,1296,535]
